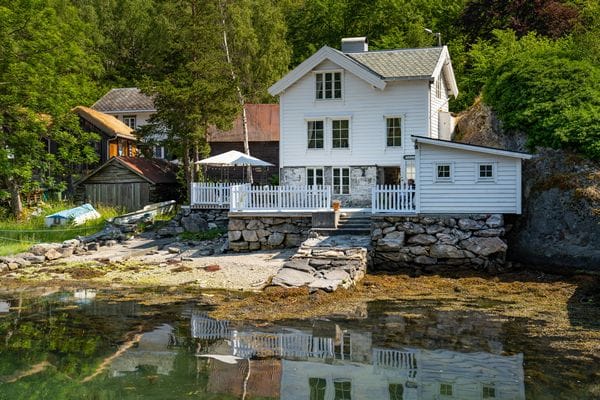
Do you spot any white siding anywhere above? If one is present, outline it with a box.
[104,111,154,128]
[280,59,429,168]
[418,143,521,214]
[430,73,449,139]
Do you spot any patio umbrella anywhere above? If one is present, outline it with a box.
[195,150,274,167]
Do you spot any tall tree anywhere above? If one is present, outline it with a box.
[140,0,238,200]
[0,0,102,217]
[219,0,291,182]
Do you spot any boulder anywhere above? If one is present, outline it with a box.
[458,218,485,230]
[57,247,74,258]
[267,232,285,246]
[426,225,445,234]
[283,259,316,274]
[228,219,246,231]
[208,222,218,230]
[308,258,332,268]
[157,226,184,237]
[486,214,503,228]
[25,255,46,264]
[285,234,304,247]
[62,239,81,248]
[323,269,350,281]
[414,255,437,265]
[436,233,459,245]
[461,237,507,256]
[450,228,472,240]
[228,230,242,242]
[409,246,429,256]
[256,229,271,239]
[430,244,464,259]
[407,234,437,245]
[272,268,315,287]
[229,241,249,251]
[29,243,61,257]
[397,222,425,235]
[7,262,19,271]
[271,223,299,234]
[382,226,397,234]
[474,228,505,237]
[167,247,181,254]
[242,230,259,242]
[308,278,342,292]
[246,220,264,230]
[371,228,383,240]
[248,241,261,250]
[376,231,405,251]
[44,248,63,261]
[181,214,208,233]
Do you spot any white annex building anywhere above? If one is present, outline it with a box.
[268,37,531,214]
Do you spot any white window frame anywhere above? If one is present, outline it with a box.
[477,162,496,182]
[307,119,325,150]
[439,382,454,397]
[404,159,416,181]
[434,162,454,183]
[384,115,403,148]
[332,167,351,195]
[123,115,137,129]
[482,384,496,399]
[436,77,443,98]
[306,167,324,186]
[315,70,343,101]
[331,118,350,150]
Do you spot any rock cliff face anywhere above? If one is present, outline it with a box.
[454,100,600,272]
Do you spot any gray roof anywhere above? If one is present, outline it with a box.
[347,47,443,80]
[91,88,156,112]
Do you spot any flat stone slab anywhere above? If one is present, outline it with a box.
[271,268,315,287]
[308,278,343,292]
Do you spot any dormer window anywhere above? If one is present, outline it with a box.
[315,71,342,100]
[123,115,136,129]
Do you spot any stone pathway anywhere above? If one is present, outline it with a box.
[271,234,370,292]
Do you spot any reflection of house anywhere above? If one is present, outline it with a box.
[0,301,9,313]
[75,156,179,211]
[190,314,525,400]
[206,104,279,183]
[207,358,281,399]
[73,106,138,164]
[110,324,177,377]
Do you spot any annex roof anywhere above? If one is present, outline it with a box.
[207,104,279,142]
[268,45,458,97]
[78,156,178,186]
[91,88,156,113]
[73,106,137,141]
[413,136,533,159]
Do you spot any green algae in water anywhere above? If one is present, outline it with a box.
[0,290,597,399]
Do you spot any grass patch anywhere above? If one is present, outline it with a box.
[0,202,123,256]
[178,228,226,241]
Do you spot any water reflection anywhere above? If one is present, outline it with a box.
[191,314,525,400]
[0,301,9,313]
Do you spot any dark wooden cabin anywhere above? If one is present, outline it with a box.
[73,106,138,165]
[206,104,279,184]
[76,157,180,212]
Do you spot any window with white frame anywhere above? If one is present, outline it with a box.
[333,380,352,400]
[332,119,349,149]
[440,383,453,396]
[153,145,165,159]
[435,163,453,182]
[333,167,350,194]
[307,120,324,149]
[309,377,326,400]
[307,167,324,186]
[478,163,495,181]
[386,117,402,147]
[483,385,496,398]
[405,160,416,180]
[315,71,342,100]
[123,115,137,129]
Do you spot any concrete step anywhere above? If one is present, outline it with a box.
[311,228,371,236]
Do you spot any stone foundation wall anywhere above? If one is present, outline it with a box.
[371,214,508,273]
[158,208,228,237]
[228,214,312,252]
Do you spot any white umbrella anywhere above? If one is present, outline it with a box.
[195,150,274,167]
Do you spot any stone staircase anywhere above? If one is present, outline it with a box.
[312,212,371,236]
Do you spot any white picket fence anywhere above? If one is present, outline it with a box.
[372,184,417,214]
[230,185,332,212]
[190,182,234,209]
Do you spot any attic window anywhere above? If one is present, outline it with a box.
[123,115,136,129]
[316,71,342,100]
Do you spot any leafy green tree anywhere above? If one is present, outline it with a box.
[0,0,102,217]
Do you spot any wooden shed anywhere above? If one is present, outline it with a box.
[76,157,180,212]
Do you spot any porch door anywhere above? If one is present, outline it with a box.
[383,167,401,185]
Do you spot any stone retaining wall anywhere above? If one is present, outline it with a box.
[228,214,312,252]
[158,208,228,237]
[371,214,508,273]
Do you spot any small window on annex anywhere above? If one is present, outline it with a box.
[332,119,349,149]
[386,117,402,147]
[307,120,324,149]
[123,115,137,129]
[316,71,342,100]
[435,163,452,182]
[333,167,350,195]
[389,383,404,400]
[309,377,326,400]
[478,163,494,180]
[440,383,453,396]
[307,167,324,186]
[483,385,496,398]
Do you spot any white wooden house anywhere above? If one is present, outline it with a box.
[267,37,532,214]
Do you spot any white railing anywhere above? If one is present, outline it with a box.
[373,348,419,370]
[372,184,417,214]
[190,313,231,340]
[190,182,233,209]
[231,332,334,359]
[230,185,332,212]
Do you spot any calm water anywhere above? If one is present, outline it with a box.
[0,289,596,399]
